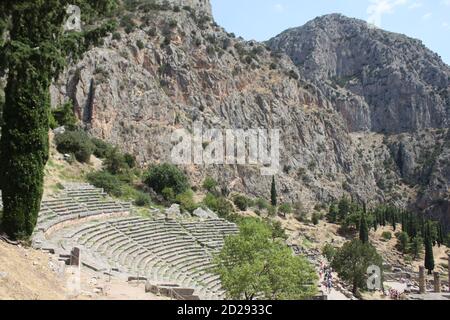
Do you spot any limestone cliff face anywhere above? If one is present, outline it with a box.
[267,14,450,134]
[388,130,450,229]
[51,7,449,229]
[159,0,212,16]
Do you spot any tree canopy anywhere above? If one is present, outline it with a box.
[213,218,318,300]
[331,239,383,295]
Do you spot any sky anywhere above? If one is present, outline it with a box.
[211,0,450,65]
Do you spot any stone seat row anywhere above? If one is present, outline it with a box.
[67,217,228,298]
[87,236,218,296]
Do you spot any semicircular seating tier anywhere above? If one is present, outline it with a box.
[30,183,238,300]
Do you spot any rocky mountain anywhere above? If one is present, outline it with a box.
[267,13,450,229]
[50,2,449,229]
[267,14,450,134]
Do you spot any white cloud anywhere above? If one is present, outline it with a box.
[367,0,409,27]
[422,12,432,20]
[443,22,450,29]
[441,0,450,6]
[273,3,285,13]
[408,2,423,9]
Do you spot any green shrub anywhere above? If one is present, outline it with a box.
[216,198,235,218]
[268,220,288,240]
[86,171,123,197]
[202,176,218,192]
[203,193,218,210]
[312,212,320,225]
[232,194,251,211]
[203,193,234,219]
[91,138,114,158]
[162,187,176,202]
[293,202,308,222]
[48,112,58,129]
[144,163,189,195]
[55,130,95,163]
[51,102,77,129]
[112,32,122,41]
[120,15,135,33]
[176,190,198,213]
[255,198,269,210]
[116,170,135,184]
[267,205,277,217]
[104,148,129,174]
[136,39,144,50]
[322,244,337,263]
[134,192,151,207]
[124,153,136,168]
[278,203,293,216]
[382,231,392,241]
[168,19,177,28]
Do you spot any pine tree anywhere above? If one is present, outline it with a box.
[424,222,435,275]
[0,1,117,239]
[270,176,277,207]
[359,212,369,244]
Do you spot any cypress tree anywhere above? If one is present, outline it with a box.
[381,207,386,227]
[391,208,397,231]
[409,212,416,238]
[270,176,277,207]
[0,1,117,239]
[359,212,369,244]
[424,222,435,275]
[401,211,406,232]
[420,214,425,238]
[437,223,444,247]
[404,212,410,235]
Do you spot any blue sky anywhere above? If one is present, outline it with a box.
[211,0,450,65]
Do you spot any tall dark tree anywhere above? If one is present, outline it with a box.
[424,222,435,275]
[401,211,406,233]
[390,207,397,231]
[0,1,117,239]
[270,176,277,207]
[437,223,444,247]
[381,207,386,227]
[359,212,369,244]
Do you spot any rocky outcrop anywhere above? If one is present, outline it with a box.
[50,6,449,230]
[267,14,450,134]
[163,0,212,16]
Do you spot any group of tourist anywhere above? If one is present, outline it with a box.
[320,262,334,294]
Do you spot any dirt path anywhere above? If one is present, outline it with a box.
[0,240,168,300]
[0,240,66,300]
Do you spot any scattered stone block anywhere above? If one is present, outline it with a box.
[193,207,218,220]
[165,204,181,219]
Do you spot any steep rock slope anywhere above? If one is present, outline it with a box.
[51,3,391,207]
[267,14,450,134]
[268,13,450,229]
[50,3,448,228]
